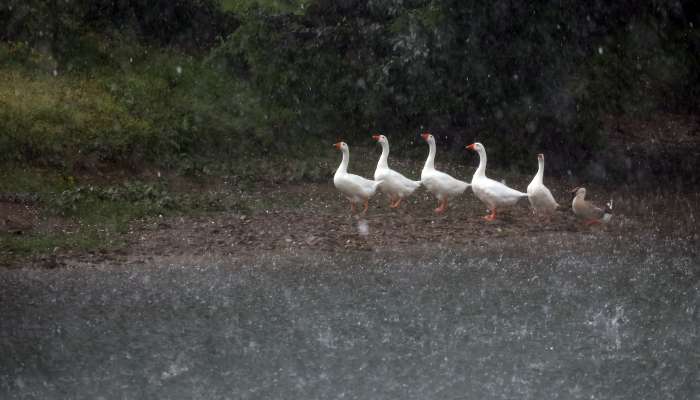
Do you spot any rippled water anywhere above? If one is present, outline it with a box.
[1,236,698,399]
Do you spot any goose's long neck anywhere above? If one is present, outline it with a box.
[534,159,544,184]
[424,140,436,170]
[377,141,389,170]
[337,148,349,175]
[475,148,487,177]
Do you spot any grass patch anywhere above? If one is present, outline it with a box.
[1,230,107,258]
[0,167,253,265]
[0,166,72,194]
[0,68,155,166]
[0,39,249,169]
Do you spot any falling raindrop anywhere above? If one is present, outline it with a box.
[357,220,369,236]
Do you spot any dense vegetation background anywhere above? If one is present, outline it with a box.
[1,0,698,177]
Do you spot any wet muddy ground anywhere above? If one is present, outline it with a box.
[5,175,698,269]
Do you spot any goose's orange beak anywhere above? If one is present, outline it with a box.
[466,143,476,150]
[372,135,380,141]
[421,133,430,141]
[334,142,342,149]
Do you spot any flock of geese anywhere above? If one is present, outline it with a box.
[333,132,613,224]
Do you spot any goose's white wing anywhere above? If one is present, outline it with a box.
[335,173,380,200]
[528,184,559,211]
[422,169,470,197]
[474,177,527,208]
[376,168,421,196]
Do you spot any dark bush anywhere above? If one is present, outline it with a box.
[0,0,237,57]
[218,0,699,173]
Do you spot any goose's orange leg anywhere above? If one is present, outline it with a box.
[483,208,497,221]
[390,197,403,208]
[434,199,442,213]
[362,199,369,214]
[435,198,447,214]
[388,195,396,208]
[585,219,601,225]
[350,202,357,214]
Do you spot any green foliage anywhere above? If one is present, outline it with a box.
[1,0,698,176]
[0,166,71,195]
[0,66,157,166]
[1,229,109,259]
[50,182,175,216]
[0,0,236,53]
[217,0,698,171]
[219,0,311,14]
[0,36,267,168]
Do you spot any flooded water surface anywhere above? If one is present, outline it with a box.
[1,235,698,399]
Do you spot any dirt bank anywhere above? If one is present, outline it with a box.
[3,175,697,269]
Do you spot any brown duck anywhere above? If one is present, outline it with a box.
[571,187,613,225]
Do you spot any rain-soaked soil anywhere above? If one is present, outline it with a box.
[6,176,699,269]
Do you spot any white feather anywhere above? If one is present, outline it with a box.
[468,142,528,210]
[420,134,470,200]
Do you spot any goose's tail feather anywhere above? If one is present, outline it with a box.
[602,199,614,223]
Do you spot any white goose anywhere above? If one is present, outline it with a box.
[333,141,381,214]
[466,142,528,221]
[372,134,421,208]
[527,153,559,215]
[420,132,470,213]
